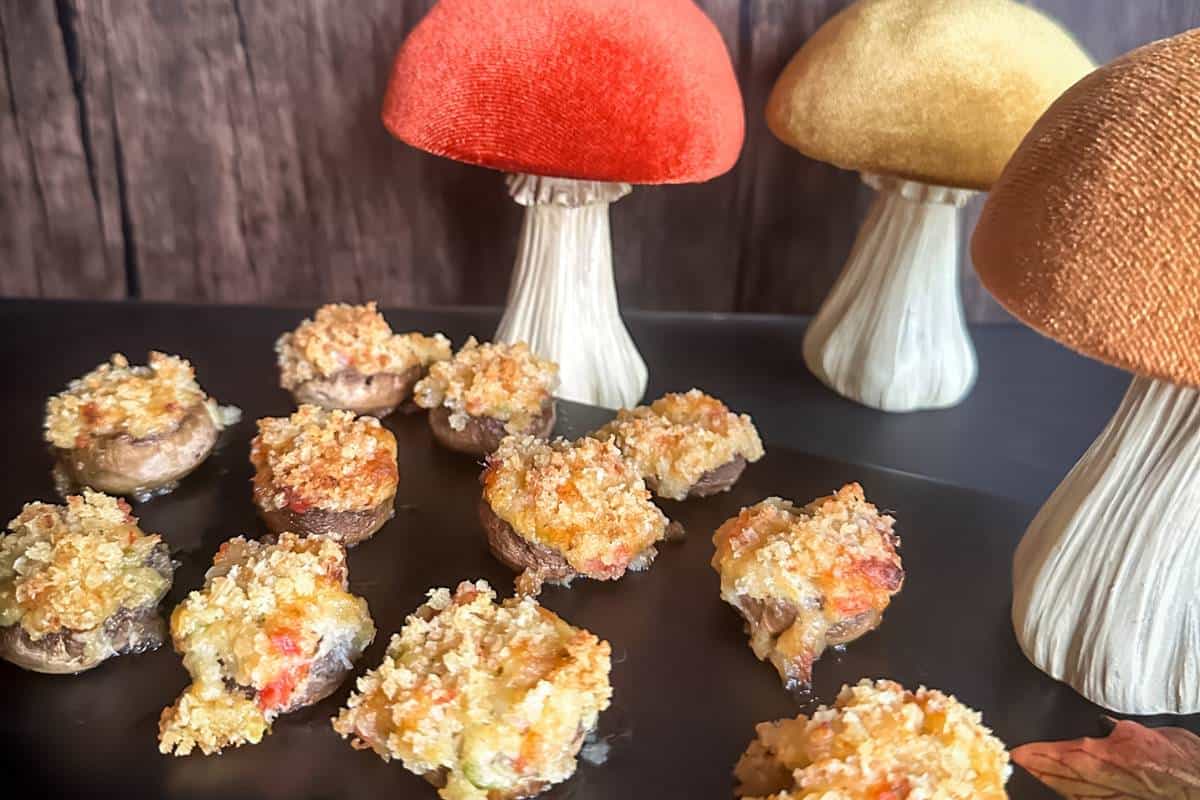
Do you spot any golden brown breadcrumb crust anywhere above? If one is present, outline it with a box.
[276,302,451,389]
[251,405,398,513]
[159,533,374,756]
[735,679,1010,799]
[414,338,558,433]
[332,580,611,800]
[44,352,234,450]
[482,435,669,581]
[593,389,764,499]
[712,484,902,685]
[0,491,170,637]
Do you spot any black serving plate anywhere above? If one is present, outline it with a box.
[0,330,1195,800]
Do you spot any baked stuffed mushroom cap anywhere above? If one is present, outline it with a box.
[251,405,398,547]
[158,533,375,756]
[45,352,239,500]
[0,491,174,674]
[481,435,673,595]
[712,485,902,688]
[766,0,1093,190]
[593,389,764,500]
[276,302,451,417]
[415,338,559,457]
[333,580,612,800]
[735,679,1010,798]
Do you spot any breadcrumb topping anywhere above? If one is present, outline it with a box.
[159,533,375,756]
[251,405,398,513]
[712,485,903,686]
[0,491,170,638]
[276,302,451,389]
[332,580,611,800]
[414,338,558,434]
[593,389,764,500]
[483,436,669,580]
[44,352,236,450]
[734,679,1010,799]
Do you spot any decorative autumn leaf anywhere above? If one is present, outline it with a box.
[1013,718,1200,799]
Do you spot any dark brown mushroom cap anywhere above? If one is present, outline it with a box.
[971,29,1200,385]
[766,0,1093,190]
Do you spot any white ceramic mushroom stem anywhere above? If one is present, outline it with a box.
[1013,375,1200,714]
[495,174,648,409]
[802,173,978,412]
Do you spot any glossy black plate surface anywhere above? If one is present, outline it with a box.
[0,310,1193,800]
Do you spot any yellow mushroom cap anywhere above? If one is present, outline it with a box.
[972,29,1200,386]
[766,0,1094,190]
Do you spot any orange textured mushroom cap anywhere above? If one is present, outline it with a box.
[381,0,745,185]
[972,29,1200,385]
[766,0,1093,190]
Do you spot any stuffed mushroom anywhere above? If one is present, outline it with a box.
[592,389,764,500]
[276,301,451,417]
[0,491,174,674]
[44,352,240,500]
[734,679,1010,799]
[333,580,612,800]
[712,485,903,689]
[158,533,375,756]
[414,338,558,456]
[251,405,398,547]
[480,435,674,595]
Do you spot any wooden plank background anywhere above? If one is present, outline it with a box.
[2,1,1198,318]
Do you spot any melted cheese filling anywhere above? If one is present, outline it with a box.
[0,491,169,638]
[333,580,611,800]
[594,389,764,500]
[276,301,450,388]
[159,534,374,756]
[251,405,398,513]
[712,485,902,684]
[414,338,558,433]
[483,436,668,579]
[735,679,1010,799]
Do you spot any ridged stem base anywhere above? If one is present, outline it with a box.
[1013,375,1200,713]
[495,174,647,409]
[802,173,977,412]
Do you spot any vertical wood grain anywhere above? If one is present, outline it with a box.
[735,0,867,316]
[0,0,123,298]
[610,0,744,312]
[1,0,1198,318]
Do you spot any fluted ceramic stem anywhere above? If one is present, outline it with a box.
[802,173,977,412]
[1013,375,1200,713]
[495,174,647,409]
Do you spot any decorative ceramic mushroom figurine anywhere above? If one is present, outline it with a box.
[766,0,1092,412]
[382,0,744,408]
[972,29,1200,714]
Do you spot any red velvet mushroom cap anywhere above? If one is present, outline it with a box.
[382,0,745,184]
